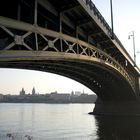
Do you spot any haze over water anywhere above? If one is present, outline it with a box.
[0,103,140,140]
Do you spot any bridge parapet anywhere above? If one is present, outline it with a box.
[83,0,111,34]
[80,0,136,67]
[0,16,136,93]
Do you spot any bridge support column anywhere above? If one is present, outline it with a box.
[90,98,140,116]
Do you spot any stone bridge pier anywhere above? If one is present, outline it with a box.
[92,76,140,116]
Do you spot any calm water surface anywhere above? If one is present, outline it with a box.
[0,103,140,140]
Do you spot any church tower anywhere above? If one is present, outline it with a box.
[20,88,25,96]
[32,87,36,95]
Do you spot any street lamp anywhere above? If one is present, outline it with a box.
[128,31,136,65]
[110,0,114,39]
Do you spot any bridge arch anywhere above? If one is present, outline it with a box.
[0,50,136,101]
[0,0,140,115]
[0,17,136,101]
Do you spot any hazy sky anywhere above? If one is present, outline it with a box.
[0,0,140,95]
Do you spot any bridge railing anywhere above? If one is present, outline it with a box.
[82,0,112,34]
[82,0,132,62]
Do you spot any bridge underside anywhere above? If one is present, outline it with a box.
[2,54,140,115]
[0,53,135,102]
[0,0,140,115]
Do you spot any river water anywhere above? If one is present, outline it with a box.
[0,103,140,140]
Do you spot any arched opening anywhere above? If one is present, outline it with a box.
[0,68,97,103]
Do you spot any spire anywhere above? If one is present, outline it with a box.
[20,88,25,96]
[32,87,36,95]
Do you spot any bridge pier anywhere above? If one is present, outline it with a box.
[90,98,140,116]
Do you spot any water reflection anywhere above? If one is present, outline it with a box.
[2,103,140,140]
[95,115,140,140]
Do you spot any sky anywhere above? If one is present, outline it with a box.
[0,0,140,95]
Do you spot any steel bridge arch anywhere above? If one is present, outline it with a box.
[0,17,137,100]
[0,51,136,100]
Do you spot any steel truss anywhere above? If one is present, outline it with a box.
[0,16,135,92]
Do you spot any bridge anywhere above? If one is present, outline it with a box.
[0,0,140,115]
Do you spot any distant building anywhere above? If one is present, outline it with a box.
[20,88,26,96]
[50,92,70,102]
[75,91,82,96]
[51,91,58,94]
[32,87,36,95]
[0,94,4,101]
[71,91,74,96]
[50,91,57,97]
[70,91,77,98]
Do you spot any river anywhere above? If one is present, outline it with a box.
[0,103,140,140]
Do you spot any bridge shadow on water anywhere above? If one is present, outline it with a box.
[94,115,140,140]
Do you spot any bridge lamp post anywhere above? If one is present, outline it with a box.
[110,0,114,39]
[128,31,136,65]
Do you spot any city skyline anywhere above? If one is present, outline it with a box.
[0,0,140,95]
[0,86,97,104]
[0,68,94,95]
[18,86,88,96]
